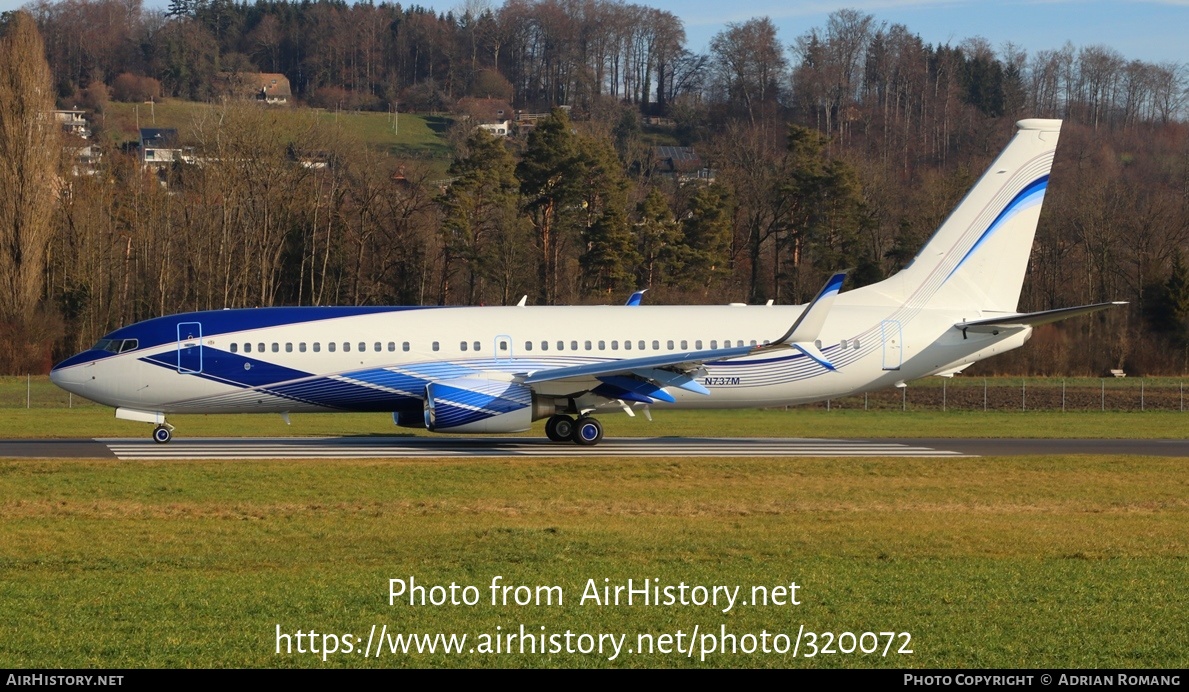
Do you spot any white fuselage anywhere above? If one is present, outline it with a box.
[51,298,1030,416]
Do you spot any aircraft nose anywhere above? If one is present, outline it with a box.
[49,357,91,390]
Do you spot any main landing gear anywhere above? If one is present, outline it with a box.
[152,423,174,444]
[545,414,604,446]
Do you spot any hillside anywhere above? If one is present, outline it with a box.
[96,100,454,168]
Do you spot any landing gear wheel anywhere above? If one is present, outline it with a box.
[545,414,575,442]
[571,416,603,446]
[152,425,172,444]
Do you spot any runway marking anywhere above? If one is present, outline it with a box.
[101,437,969,459]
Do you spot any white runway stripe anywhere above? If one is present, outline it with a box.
[102,437,968,459]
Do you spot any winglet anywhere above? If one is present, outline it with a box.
[776,271,847,345]
[625,289,648,306]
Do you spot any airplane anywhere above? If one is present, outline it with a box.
[51,118,1123,445]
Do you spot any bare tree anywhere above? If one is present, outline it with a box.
[0,12,60,320]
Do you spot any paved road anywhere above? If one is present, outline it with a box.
[1,437,1186,459]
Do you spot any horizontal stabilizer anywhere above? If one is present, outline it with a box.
[955,302,1126,333]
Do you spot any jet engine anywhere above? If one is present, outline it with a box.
[422,378,555,433]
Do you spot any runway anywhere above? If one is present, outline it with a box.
[2,436,1187,459]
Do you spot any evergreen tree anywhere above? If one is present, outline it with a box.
[576,135,636,296]
[517,109,583,304]
[438,128,522,305]
[633,188,682,290]
[679,185,735,294]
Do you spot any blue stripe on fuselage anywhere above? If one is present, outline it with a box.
[54,306,444,369]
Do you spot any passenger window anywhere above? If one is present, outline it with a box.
[473,341,481,352]
[638,340,645,350]
[624,340,631,350]
[710,340,717,349]
[541,341,548,351]
[680,340,687,350]
[652,340,660,350]
[557,341,564,351]
[585,341,592,350]
[388,342,395,352]
[285,343,292,353]
[328,342,336,352]
[598,340,606,350]
[611,341,618,351]
[313,343,321,352]
[814,339,822,349]
[258,343,265,353]
[299,343,307,353]
[403,342,410,351]
[695,340,702,349]
[343,342,350,352]
[751,340,758,346]
[570,341,578,351]
[854,339,861,350]
[460,341,468,351]
[525,341,533,351]
[432,342,440,352]
[359,342,366,352]
[667,340,674,350]
[840,339,848,349]
[272,343,279,353]
[231,343,238,353]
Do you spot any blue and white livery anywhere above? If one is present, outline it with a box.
[50,119,1121,445]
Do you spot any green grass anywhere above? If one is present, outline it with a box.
[1,456,1185,667]
[4,377,1187,667]
[1,400,1188,441]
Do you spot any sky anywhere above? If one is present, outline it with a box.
[2,0,1185,65]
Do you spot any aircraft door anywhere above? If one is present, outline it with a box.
[881,320,902,371]
[177,321,203,374]
[494,335,513,361]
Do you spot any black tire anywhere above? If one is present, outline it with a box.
[152,426,172,444]
[545,414,575,442]
[571,417,603,446]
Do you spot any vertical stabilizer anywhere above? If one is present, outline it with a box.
[877,119,1062,313]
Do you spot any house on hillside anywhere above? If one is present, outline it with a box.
[215,72,293,105]
[53,109,90,139]
[455,97,513,136]
[653,146,714,183]
[139,128,188,168]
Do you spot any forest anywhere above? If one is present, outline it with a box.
[0,2,1187,377]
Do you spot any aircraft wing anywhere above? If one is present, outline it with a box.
[519,272,848,403]
[955,301,1126,333]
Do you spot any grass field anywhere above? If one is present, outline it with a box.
[1,455,1185,668]
[2,377,1187,668]
[99,100,454,168]
[4,375,1189,440]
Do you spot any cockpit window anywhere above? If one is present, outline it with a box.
[92,338,138,354]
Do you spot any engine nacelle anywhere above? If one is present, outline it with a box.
[423,378,553,434]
